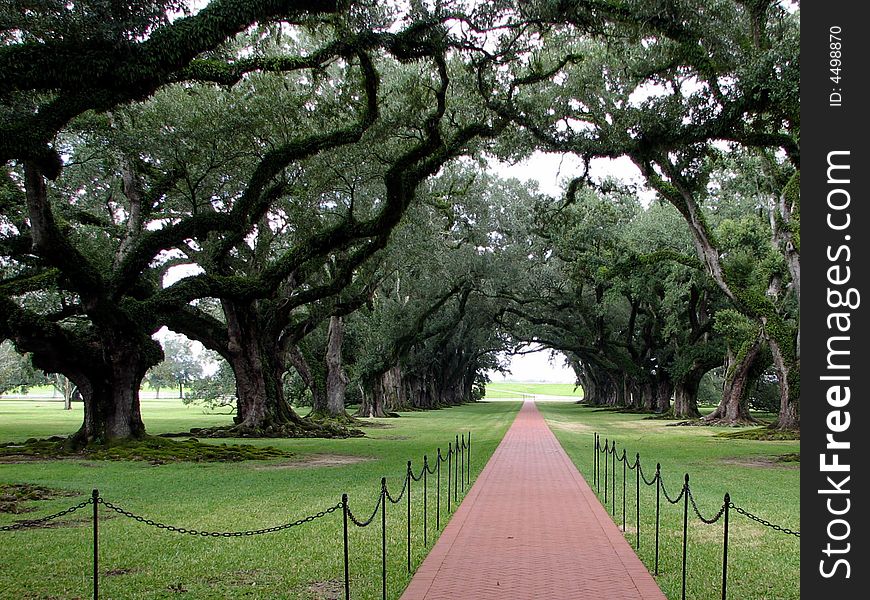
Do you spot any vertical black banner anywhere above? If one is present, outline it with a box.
[802,2,869,597]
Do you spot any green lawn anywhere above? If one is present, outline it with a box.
[1,398,799,600]
[536,402,800,600]
[0,399,521,599]
[483,381,583,398]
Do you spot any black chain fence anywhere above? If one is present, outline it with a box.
[1,431,473,600]
[593,433,799,600]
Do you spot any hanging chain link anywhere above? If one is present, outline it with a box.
[659,477,685,505]
[384,476,407,504]
[730,502,800,537]
[687,488,727,524]
[346,493,382,528]
[0,497,94,531]
[98,498,340,537]
[637,462,658,486]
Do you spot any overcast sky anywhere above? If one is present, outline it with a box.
[488,348,576,383]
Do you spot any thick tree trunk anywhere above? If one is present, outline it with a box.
[230,347,298,429]
[767,334,800,430]
[324,316,350,417]
[703,338,762,425]
[672,370,704,419]
[356,372,392,418]
[67,333,160,445]
[654,378,672,413]
[223,301,308,432]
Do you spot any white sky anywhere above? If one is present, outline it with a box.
[489,346,576,383]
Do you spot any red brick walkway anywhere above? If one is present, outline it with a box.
[400,400,666,600]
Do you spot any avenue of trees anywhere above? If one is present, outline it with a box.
[0,0,800,445]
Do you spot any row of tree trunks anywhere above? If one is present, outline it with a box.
[355,359,476,418]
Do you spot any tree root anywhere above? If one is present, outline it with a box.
[0,436,294,462]
[303,411,367,432]
[168,418,363,439]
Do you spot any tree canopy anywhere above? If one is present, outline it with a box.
[1,0,800,443]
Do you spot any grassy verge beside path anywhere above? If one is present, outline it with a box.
[0,400,521,599]
[537,401,799,600]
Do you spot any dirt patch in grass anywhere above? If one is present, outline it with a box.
[0,437,294,464]
[0,483,81,514]
[9,513,102,529]
[547,420,593,434]
[308,579,344,600]
[254,454,374,470]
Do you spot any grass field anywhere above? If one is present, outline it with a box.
[483,381,583,398]
[0,399,521,599]
[0,397,799,600]
[537,402,800,600]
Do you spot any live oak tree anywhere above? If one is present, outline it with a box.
[1,1,349,444]
[0,0,800,443]
[0,3,504,442]
[347,167,500,417]
[471,0,799,427]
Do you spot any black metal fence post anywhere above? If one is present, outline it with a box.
[593,433,598,489]
[635,453,640,550]
[447,442,452,513]
[436,448,442,529]
[407,461,412,574]
[454,435,459,503]
[682,473,689,600]
[467,432,471,487]
[722,493,730,600]
[381,479,387,600]
[423,455,428,547]
[342,493,350,600]
[92,489,99,600]
[611,442,616,516]
[622,450,626,531]
[655,463,661,576]
[604,438,610,510]
[460,434,465,491]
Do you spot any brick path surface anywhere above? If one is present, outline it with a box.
[400,400,667,600]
